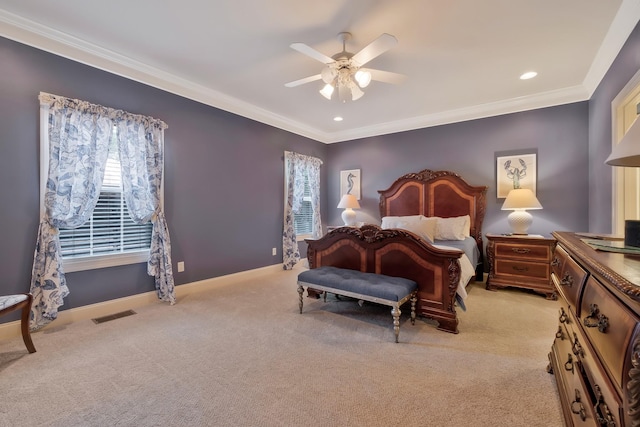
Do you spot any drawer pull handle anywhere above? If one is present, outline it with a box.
[559,307,568,324]
[564,353,574,374]
[572,333,584,357]
[583,303,609,333]
[512,247,531,254]
[571,389,587,422]
[560,273,574,287]
[555,326,565,340]
[512,265,528,272]
[551,257,560,267]
[593,385,616,426]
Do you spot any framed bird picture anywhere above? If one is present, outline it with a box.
[340,169,361,200]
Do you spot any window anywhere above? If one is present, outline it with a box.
[40,114,156,273]
[612,69,640,235]
[294,174,313,238]
[57,128,152,271]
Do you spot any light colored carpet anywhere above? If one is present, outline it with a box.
[0,266,563,427]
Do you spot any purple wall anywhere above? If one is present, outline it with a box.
[325,103,590,239]
[588,20,640,233]
[0,36,327,320]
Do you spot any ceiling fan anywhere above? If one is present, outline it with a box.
[285,32,406,102]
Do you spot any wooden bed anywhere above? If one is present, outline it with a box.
[305,169,488,334]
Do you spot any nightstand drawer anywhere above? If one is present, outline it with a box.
[494,259,550,279]
[494,242,551,261]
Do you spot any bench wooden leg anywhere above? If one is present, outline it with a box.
[391,305,401,343]
[410,293,417,325]
[297,285,304,314]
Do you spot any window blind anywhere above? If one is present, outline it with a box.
[59,144,152,258]
[293,174,313,235]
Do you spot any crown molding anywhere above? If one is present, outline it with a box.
[324,85,591,143]
[1,6,636,144]
[0,10,328,142]
[582,0,640,96]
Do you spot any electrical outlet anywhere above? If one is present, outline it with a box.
[272,247,277,256]
[177,261,185,272]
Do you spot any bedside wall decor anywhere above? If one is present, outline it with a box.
[496,152,537,198]
[340,169,361,200]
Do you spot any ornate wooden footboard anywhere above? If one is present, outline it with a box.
[306,225,464,334]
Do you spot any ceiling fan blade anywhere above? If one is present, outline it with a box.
[285,74,322,87]
[290,43,335,64]
[351,33,397,67]
[362,68,407,85]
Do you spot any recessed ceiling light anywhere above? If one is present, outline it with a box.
[333,116,343,122]
[520,71,537,80]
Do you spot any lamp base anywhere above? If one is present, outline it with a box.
[341,208,356,226]
[625,220,640,248]
[507,210,533,235]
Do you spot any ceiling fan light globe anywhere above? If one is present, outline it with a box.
[355,70,371,88]
[319,83,334,100]
[350,83,364,100]
[321,66,337,84]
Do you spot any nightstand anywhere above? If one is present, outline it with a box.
[485,233,557,300]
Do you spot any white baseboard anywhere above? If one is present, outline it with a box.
[0,263,283,341]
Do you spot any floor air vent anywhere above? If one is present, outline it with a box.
[92,309,136,324]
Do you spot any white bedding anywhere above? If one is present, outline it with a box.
[433,244,475,307]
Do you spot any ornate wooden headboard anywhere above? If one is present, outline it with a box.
[378,169,488,272]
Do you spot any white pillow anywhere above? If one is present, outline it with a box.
[381,215,436,243]
[381,215,425,229]
[396,218,436,242]
[434,215,471,241]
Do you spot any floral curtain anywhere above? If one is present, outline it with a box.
[31,93,174,330]
[282,152,323,270]
[31,95,113,330]
[116,115,175,304]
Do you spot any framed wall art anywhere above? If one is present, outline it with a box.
[340,169,361,200]
[496,152,537,198]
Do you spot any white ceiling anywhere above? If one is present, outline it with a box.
[1,1,639,143]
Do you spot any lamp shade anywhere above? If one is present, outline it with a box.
[501,188,542,211]
[337,194,360,209]
[606,116,640,167]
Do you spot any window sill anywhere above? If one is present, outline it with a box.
[63,250,150,273]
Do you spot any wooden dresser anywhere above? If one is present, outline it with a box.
[548,231,640,427]
[486,233,557,299]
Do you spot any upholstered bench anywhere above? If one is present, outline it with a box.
[0,293,36,353]
[297,266,418,343]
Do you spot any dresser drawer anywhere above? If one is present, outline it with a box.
[551,245,568,279]
[573,310,623,427]
[553,253,588,314]
[495,259,549,279]
[550,337,599,426]
[494,241,551,261]
[580,276,639,393]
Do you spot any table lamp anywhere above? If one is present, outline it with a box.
[606,116,640,247]
[501,188,543,235]
[337,194,360,226]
